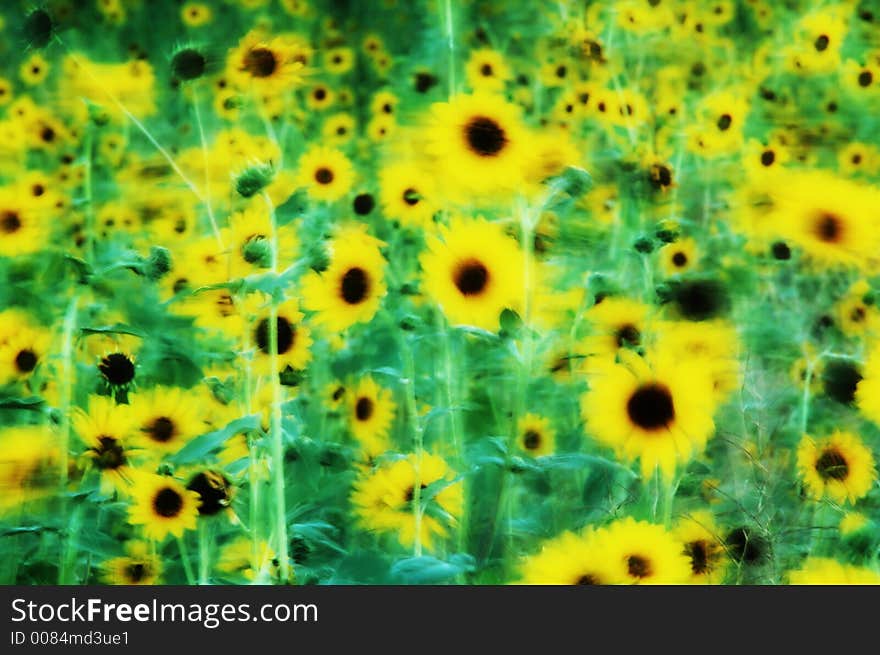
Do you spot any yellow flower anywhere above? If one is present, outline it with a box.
[130,387,205,455]
[20,53,49,86]
[796,431,876,504]
[226,30,307,94]
[348,376,396,458]
[102,541,162,585]
[426,92,529,199]
[516,414,555,457]
[519,528,620,584]
[580,349,717,480]
[674,511,728,584]
[73,396,138,494]
[464,49,512,92]
[128,474,200,541]
[600,517,691,584]
[420,216,524,331]
[788,557,880,584]
[301,227,386,332]
[181,2,212,26]
[379,162,438,229]
[295,145,354,202]
[351,452,462,550]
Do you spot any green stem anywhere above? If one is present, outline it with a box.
[177,536,196,585]
[198,521,211,585]
[401,335,424,557]
[263,192,290,583]
[442,0,456,96]
[57,294,80,585]
[191,84,223,247]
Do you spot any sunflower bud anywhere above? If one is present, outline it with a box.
[235,164,275,198]
[145,246,172,280]
[242,236,272,267]
[171,48,208,82]
[23,9,54,49]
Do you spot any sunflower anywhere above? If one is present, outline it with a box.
[322,112,355,144]
[835,280,879,337]
[101,541,162,585]
[581,296,649,360]
[465,48,512,92]
[226,30,307,93]
[301,227,386,332]
[295,145,354,202]
[347,376,396,457]
[770,169,880,270]
[787,557,880,585]
[186,468,235,517]
[324,47,354,74]
[20,53,49,86]
[73,395,138,493]
[420,216,524,331]
[796,431,876,504]
[601,517,691,584]
[248,297,313,376]
[350,452,463,550]
[519,529,620,584]
[0,325,50,384]
[0,425,60,515]
[426,92,529,198]
[516,413,555,457]
[225,204,300,277]
[97,349,138,388]
[581,349,717,480]
[654,320,741,403]
[306,83,335,110]
[323,381,347,412]
[216,536,279,582]
[379,162,438,229]
[0,186,47,257]
[674,510,728,584]
[659,238,698,276]
[130,387,204,455]
[856,343,880,425]
[128,473,200,541]
[181,3,212,27]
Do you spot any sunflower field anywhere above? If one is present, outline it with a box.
[2,0,880,587]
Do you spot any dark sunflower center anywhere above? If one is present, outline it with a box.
[453,259,490,296]
[480,63,493,76]
[126,562,147,583]
[816,448,849,481]
[315,167,334,184]
[761,150,775,166]
[627,383,675,431]
[615,324,641,348]
[340,267,370,304]
[99,353,136,386]
[523,430,541,450]
[146,417,176,443]
[574,574,598,585]
[403,188,421,206]
[672,252,688,267]
[851,306,866,322]
[187,471,231,516]
[255,317,295,355]
[1,211,22,233]
[464,116,507,156]
[404,483,427,503]
[153,486,184,518]
[814,34,829,51]
[332,385,345,401]
[627,555,652,578]
[15,349,38,373]
[814,212,843,243]
[859,71,873,87]
[93,436,126,470]
[717,114,732,131]
[355,396,374,421]
[685,540,709,574]
[244,47,277,77]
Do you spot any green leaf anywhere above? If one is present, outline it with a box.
[170,414,261,464]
